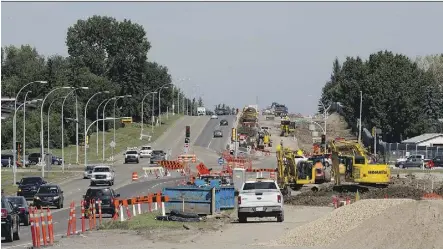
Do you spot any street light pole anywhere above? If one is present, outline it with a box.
[141,91,157,137]
[13,98,41,185]
[151,93,155,134]
[61,87,88,172]
[84,91,108,154]
[13,80,47,181]
[102,97,117,162]
[82,117,119,167]
[47,97,62,156]
[158,84,172,126]
[113,95,131,159]
[22,91,32,175]
[96,98,109,156]
[40,86,73,177]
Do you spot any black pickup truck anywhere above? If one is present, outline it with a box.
[16,177,47,201]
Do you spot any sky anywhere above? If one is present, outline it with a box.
[2,2,443,115]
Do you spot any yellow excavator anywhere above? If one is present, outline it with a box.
[329,139,390,187]
[280,119,290,137]
[276,145,316,195]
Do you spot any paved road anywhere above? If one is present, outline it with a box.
[194,115,236,153]
[1,115,212,248]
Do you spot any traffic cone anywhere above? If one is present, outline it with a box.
[132,172,139,181]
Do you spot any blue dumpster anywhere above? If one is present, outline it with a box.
[162,186,220,215]
[218,186,235,209]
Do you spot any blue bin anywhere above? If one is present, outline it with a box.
[210,179,221,188]
[218,186,235,209]
[162,186,221,215]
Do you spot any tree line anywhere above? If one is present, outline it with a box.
[319,51,443,143]
[1,15,197,150]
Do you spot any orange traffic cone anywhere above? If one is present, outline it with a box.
[132,172,139,181]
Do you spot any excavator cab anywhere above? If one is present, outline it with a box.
[296,161,315,184]
[280,120,290,137]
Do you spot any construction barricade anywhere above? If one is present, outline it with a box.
[112,191,170,221]
[142,166,165,179]
[29,207,54,248]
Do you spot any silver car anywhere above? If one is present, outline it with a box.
[214,130,223,138]
[83,165,96,179]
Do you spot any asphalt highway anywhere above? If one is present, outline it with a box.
[1,115,212,248]
[194,115,236,153]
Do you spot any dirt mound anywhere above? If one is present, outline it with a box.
[328,200,443,249]
[286,185,426,207]
[271,199,414,248]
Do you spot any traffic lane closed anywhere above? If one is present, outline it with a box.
[1,176,185,248]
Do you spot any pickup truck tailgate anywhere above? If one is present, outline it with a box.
[239,190,280,207]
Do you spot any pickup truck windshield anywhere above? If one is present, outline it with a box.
[85,189,112,199]
[126,151,138,154]
[152,150,163,155]
[141,147,151,150]
[243,182,277,190]
[94,167,110,172]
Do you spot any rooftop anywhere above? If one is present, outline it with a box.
[401,133,443,144]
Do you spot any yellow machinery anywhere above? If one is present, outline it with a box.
[280,120,290,137]
[329,139,390,186]
[276,146,316,195]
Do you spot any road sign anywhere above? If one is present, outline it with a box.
[110,141,116,148]
[218,157,225,165]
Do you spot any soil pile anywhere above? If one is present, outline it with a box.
[286,185,426,207]
[328,200,443,249]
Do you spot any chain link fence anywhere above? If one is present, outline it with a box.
[381,143,443,164]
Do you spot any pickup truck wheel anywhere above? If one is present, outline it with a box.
[5,224,13,242]
[238,214,247,223]
[13,222,20,240]
[277,212,284,222]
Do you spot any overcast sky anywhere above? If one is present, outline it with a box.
[2,2,443,115]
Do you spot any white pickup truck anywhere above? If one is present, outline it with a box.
[237,178,284,223]
[90,166,115,186]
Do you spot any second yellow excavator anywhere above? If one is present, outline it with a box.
[329,139,390,187]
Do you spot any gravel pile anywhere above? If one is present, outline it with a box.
[271,199,414,248]
[328,200,443,249]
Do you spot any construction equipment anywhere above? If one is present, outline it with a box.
[241,107,258,123]
[328,139,390,186]
[276,146,316,195]
[280,119,290,137]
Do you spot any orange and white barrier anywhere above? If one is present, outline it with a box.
[112,192,169,221]
[142,166,164,179]
[132,172,139,181]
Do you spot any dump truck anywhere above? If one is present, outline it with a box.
[274,104,288,117]
[241,107,258,123]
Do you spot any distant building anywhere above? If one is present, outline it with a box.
[402,133,443,147]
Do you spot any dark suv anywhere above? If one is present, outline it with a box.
[1,197,20,242]
[28,153,63,165]
[83,187,120,217]
[16,177,47,200]
[5,196,30,226]
[33,184,64,209]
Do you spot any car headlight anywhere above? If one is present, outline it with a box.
[18,188,22,192]
[34,196,40,200]
[106,175,112,179]
[53,196,59,199]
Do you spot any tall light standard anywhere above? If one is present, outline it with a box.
[40,86,73,177]
[112,95,131,158]
[174,77,191,116]
[96,98,109,156]
[102,95,129,161]
[61,87,88,172]
[22,91,33,174]
[47,97,63,155]
[141,91,157,137]
[158,84,172,126]
[84,91,109,152]
[13,98,42,185]
[66,117,118,167]
[13,80,47,176]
